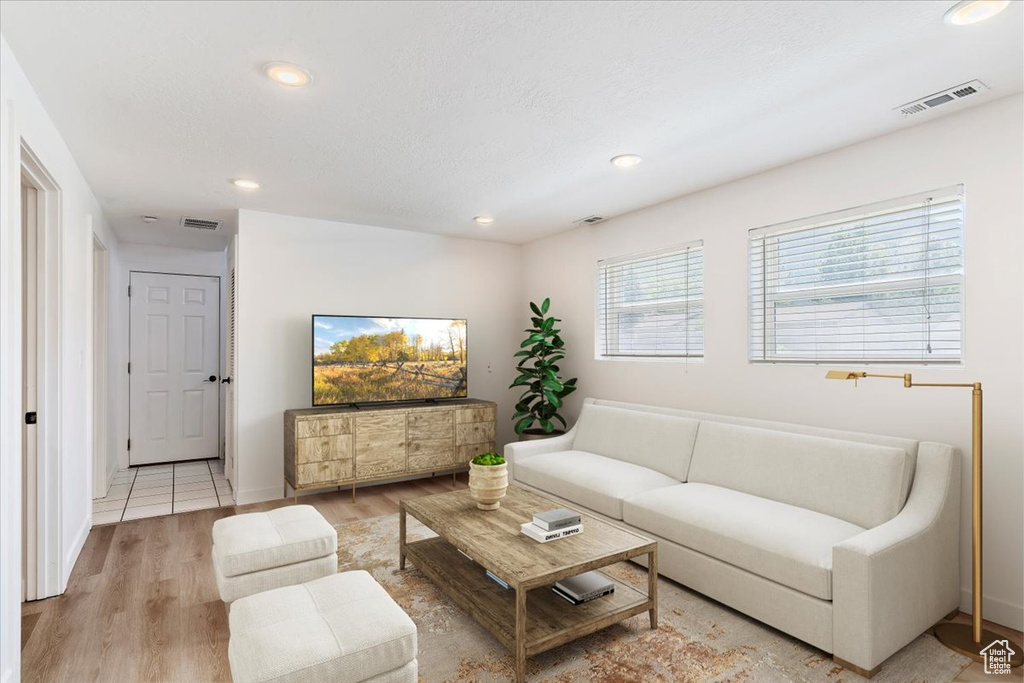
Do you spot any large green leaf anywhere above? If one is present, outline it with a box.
[553,413,567,428]
[541,298,551,314]
[514,416,534,435]
[541,378,563,392]
[543,390,562,408]
[540,419,553,433]
[529,301,542,316]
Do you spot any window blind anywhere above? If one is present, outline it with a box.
[749,186,964,364]
[597,241,704,359]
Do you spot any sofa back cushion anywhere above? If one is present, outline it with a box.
[688,421,911,528]
[571,403,699,481]
[589,397,920,509]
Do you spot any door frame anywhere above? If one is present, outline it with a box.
[127,269,223,465]
[91,233,110,499]
[20,141,64,600]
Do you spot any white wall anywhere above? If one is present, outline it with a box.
[235,210,522,504]
[111,243,227,470]
[0,35,121,683]
[521,95,1024,630]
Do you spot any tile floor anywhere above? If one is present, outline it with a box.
[92,459,233,524]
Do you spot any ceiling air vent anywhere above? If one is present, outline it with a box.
[894,79,988,118]
[179,216,223,231]
[573,215,605,225]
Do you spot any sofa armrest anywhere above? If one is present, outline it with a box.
[832,441,961,672]
[504,429,575,482]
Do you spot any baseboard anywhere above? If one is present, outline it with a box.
[63,515,91,590]
[961,589,1023,631]
[240,471,464,506]
[235,486,282,506]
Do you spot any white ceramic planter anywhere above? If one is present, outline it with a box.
[468,462,509,510]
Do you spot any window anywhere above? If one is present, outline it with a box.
[749,186,964,364]
[597,241,704,359]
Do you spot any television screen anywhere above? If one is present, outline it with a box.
[312,315,467,406]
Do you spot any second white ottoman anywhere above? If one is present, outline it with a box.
[212,504,337,603]
[228,571,418,683]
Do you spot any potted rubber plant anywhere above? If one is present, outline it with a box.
[468,452,508,510]
[510,298,578,440]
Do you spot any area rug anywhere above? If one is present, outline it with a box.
[335,515,970,682]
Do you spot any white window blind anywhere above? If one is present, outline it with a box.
[597,241,704,359]
[749,186,964,364]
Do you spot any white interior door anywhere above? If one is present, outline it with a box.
[129,272,220,465]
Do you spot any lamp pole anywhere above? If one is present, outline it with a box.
[825,371,1021,666]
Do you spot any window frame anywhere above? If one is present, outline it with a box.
[748,186,965,366]
[596,240,705,362]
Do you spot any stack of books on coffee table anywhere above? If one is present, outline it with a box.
[520,508,583,543]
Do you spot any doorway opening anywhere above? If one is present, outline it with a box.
[20,142,63,601]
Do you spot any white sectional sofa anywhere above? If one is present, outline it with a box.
[505,398,961,677]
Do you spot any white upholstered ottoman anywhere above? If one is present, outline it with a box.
[228,571,418,683]
[212,505,337,603]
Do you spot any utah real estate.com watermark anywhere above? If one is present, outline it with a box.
[980,639,1017,675]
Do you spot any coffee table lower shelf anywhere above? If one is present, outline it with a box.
[403,536,652,659]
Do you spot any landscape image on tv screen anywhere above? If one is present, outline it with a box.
[312,315,467,406]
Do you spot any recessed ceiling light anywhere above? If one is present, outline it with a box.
[943,0,1010,25]
[473,215,495,226]
[263,62,312,87]
[141,215,159,223]
[610,154,643,168]
[231,178,262,190]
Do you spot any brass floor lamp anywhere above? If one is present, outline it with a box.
[825,371,1022,667]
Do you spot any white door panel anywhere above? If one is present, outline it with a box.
[129,272,220,464]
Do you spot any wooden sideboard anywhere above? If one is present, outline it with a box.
[284,398,497,501]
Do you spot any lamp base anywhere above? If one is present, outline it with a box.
[934,622,1023,666]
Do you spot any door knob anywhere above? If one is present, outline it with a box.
[204,375,218,383]
[221,377,232,384]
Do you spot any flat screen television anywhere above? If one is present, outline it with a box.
[312,315,467,406]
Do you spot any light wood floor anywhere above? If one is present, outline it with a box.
[21,474,1022,683]
[21,474,467,683]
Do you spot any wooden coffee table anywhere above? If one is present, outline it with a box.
[399,485,658,683]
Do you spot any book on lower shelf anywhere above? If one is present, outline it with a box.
[485,570,510,590]
[552,571,615,605]
[520,521,583,543]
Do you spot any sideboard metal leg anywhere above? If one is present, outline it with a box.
[351,482,356,503]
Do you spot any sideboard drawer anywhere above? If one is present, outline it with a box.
[456,421,495,446]
[296,435,353,465]
[457,405,497,424]
[408,411,454,440]
[296,416,352,438]
[408,439,454,470]
[297,458,352,485]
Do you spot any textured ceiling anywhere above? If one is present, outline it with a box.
[1,0,1021,248]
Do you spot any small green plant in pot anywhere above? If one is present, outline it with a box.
[510,298,578,439]
[468,452,508,510]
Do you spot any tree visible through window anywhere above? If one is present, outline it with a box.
[749,186,964,364]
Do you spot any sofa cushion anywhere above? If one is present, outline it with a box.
[228,570,417,683]
[212,505,338,577]
[515,450,679,519]
[588,398,921,508]
[571,403,700,481]
[687,422,910,529]
[623,483,866,600]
